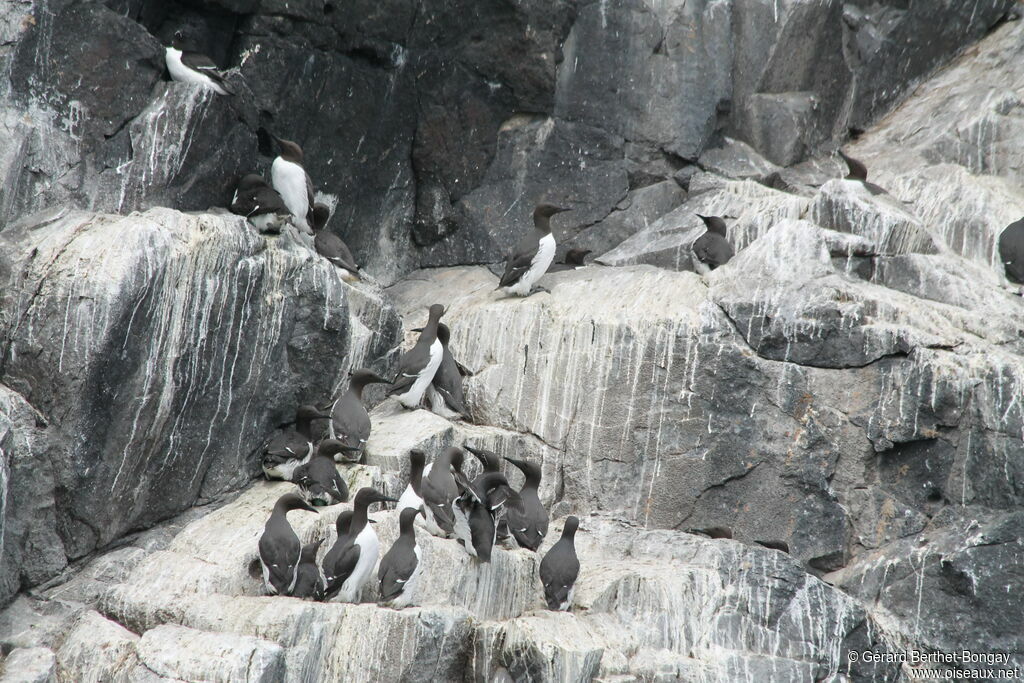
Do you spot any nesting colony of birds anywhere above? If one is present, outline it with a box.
[161,28,1024,618]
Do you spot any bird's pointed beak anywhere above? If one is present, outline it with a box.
[503,456,525,468]
[303,502,320,513]
[410,327,424,333]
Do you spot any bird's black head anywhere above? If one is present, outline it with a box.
[353,487,398,508]
[300,537,325,561]
[273,136,304,163]
[275,493,319,514]
[442,446,465,472]
[466,445,500,472]
[564,248,591,266]
[311,203,330,232]
[408,449,426,469]
[534,204,571,220]
[170,30,189,50]
[427,303,445,322]
[349,368,390,388]
[563,515,580,537]
[296,404,330,422]
[335,510,354,536]
[504,456,542,483]
[317,438,360,459]
[399,506,424,531]
[236,174,266,192]
[695,214,728,237]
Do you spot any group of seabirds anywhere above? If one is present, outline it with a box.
[162,30,1024,614]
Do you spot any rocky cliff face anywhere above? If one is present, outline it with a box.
[1,0,1023,681]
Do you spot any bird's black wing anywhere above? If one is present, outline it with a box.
[181,51,233,94]
[378,544,417,601]
[498,232,541,287]
[328,470,349,503]
[315,232,360,274]
[433,355,467,415]
[323,541,360,599]
[387,342,429,396]
[230,189,258,217]
[258,531,299,593]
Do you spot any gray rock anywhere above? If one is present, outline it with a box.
[55,610,140,683]
[136,624,285,683]
[0,209,400,581]
[0,647,55,683]
[0,386,64,606]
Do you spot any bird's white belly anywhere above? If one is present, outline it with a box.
[271,158,310,230]
[396,339,443,408]
[506,233,556,296]
[397,485,424,513]
[338,526,379,603]
[452,502,475,556]
[262,448,312,480]
[250,212,286,233]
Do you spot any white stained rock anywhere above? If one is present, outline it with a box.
[0,647,56,683]
[136,624,285,683]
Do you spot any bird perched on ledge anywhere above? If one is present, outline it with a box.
[164,31,234,96]
[497,203,571,297]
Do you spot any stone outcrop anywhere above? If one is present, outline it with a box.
[1,0,1023,681]
[0,208,401,603]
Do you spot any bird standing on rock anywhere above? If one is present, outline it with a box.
[388,304,446,409]
[691,214,734,275]
[378,507,424,608]
[329,369,390,460]
[323,487,398,603]
[261,404,330,481]
[397,449,428,515]
[425,323,471,419]
[838,149,888,196]
[164,31,233,96]
[291,538,326,600]
[549,248,592,272]
[498,204,571,297]
[271,136,315,233]
[293,439,359,506]
[539,516,581,611]
[452,470,513,562]
[258,493,319,596]
[503,456,548,551]
[312,204,361,281]
[230,174,290,234]
[419,446,463,538]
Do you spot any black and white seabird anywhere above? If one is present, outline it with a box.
[503,456,548,552]
[321,509,353,591]
[294,439,358,506]
[164,31,233,96]
[999,217,1024,289]
[418,446,463,538]
[323,487,398,603]
[291,538,326,600]
[258,493,319,596]
[539,516,580,611]
[838,150,887,196]
[549,248,592,272]
[311,203,361,282]
[397,449,428,514]
[498,204,571,297]
[261,404,330,480]
[329,369,390,460]
[271,136,315,233]
[378,507,424,609]
[388,304,446,409]
[426,323,470,419]
[692,214,734,275]
[452,471,512,562]
[230,174,290,234]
